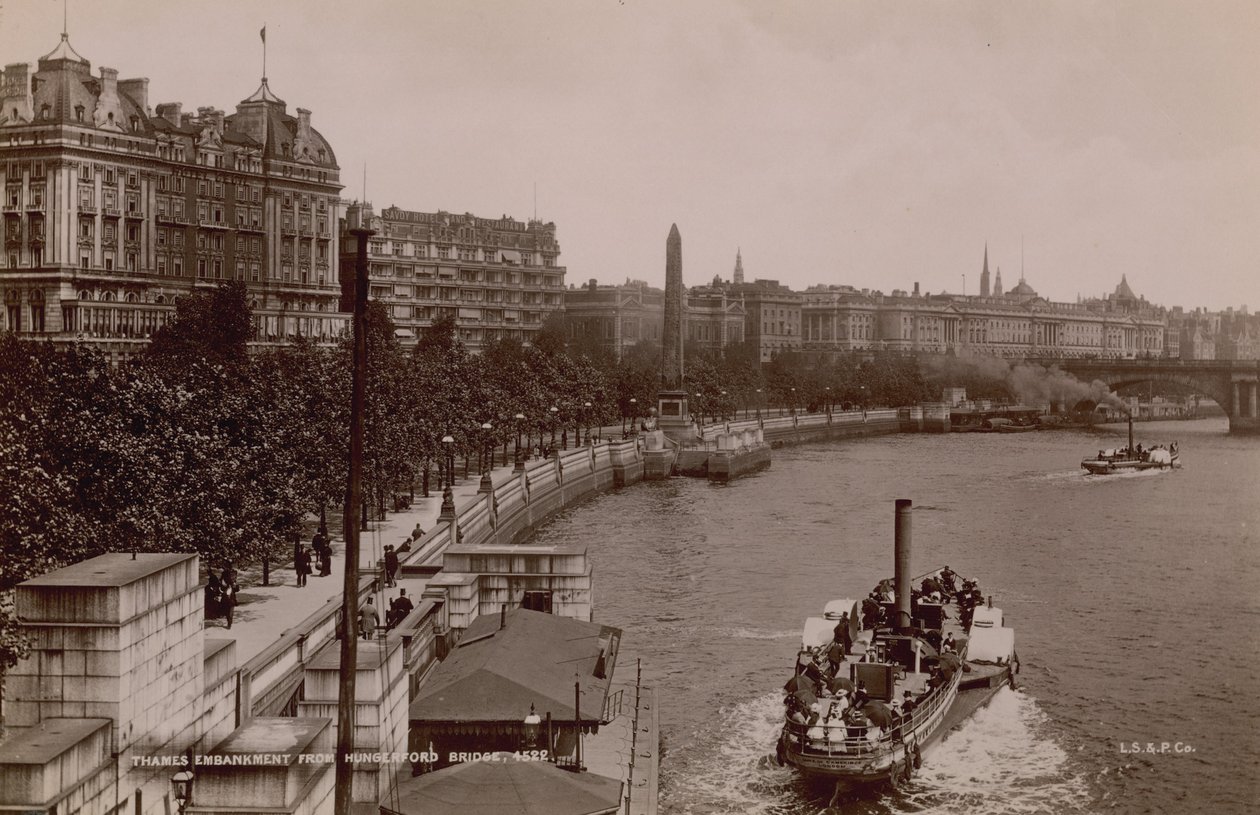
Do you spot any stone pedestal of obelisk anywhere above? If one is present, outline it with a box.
[657,223,696,445]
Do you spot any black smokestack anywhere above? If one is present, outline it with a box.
[894,499,912,631]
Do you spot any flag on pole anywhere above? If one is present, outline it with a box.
[260,26,266,44]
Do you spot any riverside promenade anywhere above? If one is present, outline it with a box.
[206,441,658,815]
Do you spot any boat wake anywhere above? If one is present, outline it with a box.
[893,689,1090,814]
[661,689,1089,815]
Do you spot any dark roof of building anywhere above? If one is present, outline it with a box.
[392,759,622,815]
[410,608,620,724]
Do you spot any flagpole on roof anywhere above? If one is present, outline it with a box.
[261,24,267,82]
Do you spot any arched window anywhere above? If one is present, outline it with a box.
[125,292,138,303]
[101,291,116,302]
[154,295,167,305]
[79,290,92,300]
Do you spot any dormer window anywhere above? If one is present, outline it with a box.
[281,143,290,158]
[40,104,50,120]
[75,105,84,122]
[130,116,139,131]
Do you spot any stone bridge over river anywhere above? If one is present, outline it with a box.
[1030,357,1260,434]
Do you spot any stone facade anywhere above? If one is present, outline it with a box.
[0,553,346,815]
[0,36,345,360]
[342,203,565,352]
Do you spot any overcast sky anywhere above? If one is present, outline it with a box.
[3,0,1257,311]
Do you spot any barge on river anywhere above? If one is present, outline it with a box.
[776,499,1017,788]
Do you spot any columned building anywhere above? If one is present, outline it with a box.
[344,203,565,352]
[801,274,1166,360]
[686,283,745,355]
[0,35,344,358]
[563,278,663,360]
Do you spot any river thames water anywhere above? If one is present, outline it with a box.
[528,418,1260,814]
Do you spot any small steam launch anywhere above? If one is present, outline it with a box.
[775,499,1017,789]
[1080,413,1179,475]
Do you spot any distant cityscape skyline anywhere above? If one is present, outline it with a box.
[1,1,1254,312]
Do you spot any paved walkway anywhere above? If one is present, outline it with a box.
[205,460,521,666]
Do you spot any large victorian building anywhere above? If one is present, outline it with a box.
[1,35,344,357]
[345,203,565,352]
[801,258,1167,361]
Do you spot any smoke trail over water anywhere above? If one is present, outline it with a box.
[924,357,1130,413]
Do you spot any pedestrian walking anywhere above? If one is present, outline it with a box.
[359,597,380,640]
[221,577,238,630]
[318,542,332,577]
[384,544,399,588]
[295,546,310,587]
[387,588,415,629]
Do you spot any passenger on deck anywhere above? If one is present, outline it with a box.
[942,633,956,653]
[833,612,853,655]
[827,639,846,674]
[900,690,917,717]
[940,566,957,593]
[853,681,870,710]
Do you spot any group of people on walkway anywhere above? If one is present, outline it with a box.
[204,564,240,629]
[356,589,417,640]
[294,532,333,586]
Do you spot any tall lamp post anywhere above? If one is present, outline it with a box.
[628,398,638,435]
[549,406,559,456]
[755,388,762,421]
[790,386,797,416]
[515,413,526,460]
[825,386,832,418]
[480,421,493,491]
[583,401,592,444]
[442,435,455,487]
[720,390,728,422]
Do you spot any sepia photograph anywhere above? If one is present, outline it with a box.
[0,1,1256,813]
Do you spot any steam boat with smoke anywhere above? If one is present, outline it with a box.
[1081,415,1179,475]
[776,500,1018,788]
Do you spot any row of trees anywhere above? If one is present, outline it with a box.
[0,281,995,675]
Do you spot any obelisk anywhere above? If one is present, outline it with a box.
[662,223,684,387]
[655,223,694,444]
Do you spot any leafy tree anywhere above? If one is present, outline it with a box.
[146,280,252,373]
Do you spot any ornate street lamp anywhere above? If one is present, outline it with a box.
[825,386,832,417]
[790,386,797,416]
[629,397,638,435]
[755,388,762,421]
[441,434,455,487]
[515,413,526,458]
[720,390,727,422]
[524,703,541,749]
[171,748,195,814]
[548,406,559,456]
[583,401,592,444]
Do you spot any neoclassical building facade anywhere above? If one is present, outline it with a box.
[800,273,1167,360]
[0,35,345,358]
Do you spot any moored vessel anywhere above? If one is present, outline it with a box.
[1081,415,1179,474]
[776,499,1017,789]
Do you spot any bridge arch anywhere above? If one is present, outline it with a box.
[1030,358,1260,434]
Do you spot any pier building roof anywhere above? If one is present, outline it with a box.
[409,607,620,724]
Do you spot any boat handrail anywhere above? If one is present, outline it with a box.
[783,663,964,755]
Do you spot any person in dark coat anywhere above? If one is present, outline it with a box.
[295,546,310,587]
[388,588,415,629]
[384,545,399,588]
[318,542,332,577]
[221,576,238,629]
[205,574,223,619]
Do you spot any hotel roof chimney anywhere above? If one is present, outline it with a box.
[501,603,507,630]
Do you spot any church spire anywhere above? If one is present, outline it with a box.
[994,266,1004,297]
[980,243,991,297]
[733,248,744,284]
